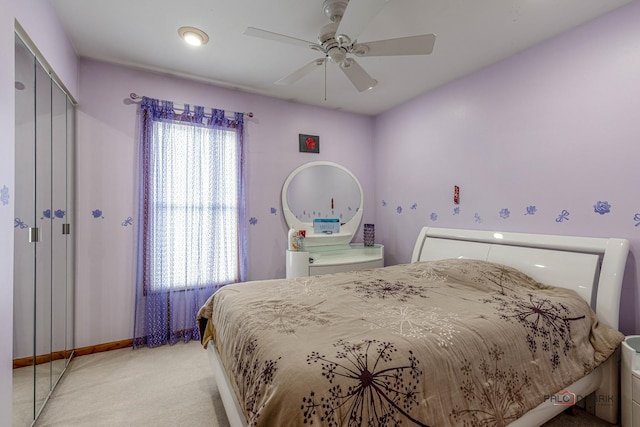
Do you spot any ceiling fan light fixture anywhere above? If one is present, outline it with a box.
[328,47,347,64]
[178,26,209,46]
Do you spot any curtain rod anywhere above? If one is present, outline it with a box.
[129,93,254,118]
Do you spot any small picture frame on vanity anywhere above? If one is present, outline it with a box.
[299,134,319,153]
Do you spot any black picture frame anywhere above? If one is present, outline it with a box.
[299,134,320,153]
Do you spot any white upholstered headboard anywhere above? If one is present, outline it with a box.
[411,227,629,330]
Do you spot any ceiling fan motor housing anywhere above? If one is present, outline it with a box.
[323,0,348,22]
[317,22,348,64]
[318,22,339,46]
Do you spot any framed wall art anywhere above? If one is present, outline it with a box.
[299,134,319,153]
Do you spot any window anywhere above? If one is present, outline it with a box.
[148,122,240,290]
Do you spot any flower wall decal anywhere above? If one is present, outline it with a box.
[525,205,537,215]
[91,209,104,219]
[593,201,611,215]
[499,208,510,219]
[121,216,133,227]
[0,185,9,206]
[249,217,258,225]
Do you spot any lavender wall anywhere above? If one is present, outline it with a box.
[0,0,16,419]
[373,1,640,335]
[74,59,375,347]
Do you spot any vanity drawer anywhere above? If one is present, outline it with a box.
[310,259,383,276]
[633,372,640,403]
[634,401,640,426]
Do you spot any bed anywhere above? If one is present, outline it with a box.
[197,227,629,426]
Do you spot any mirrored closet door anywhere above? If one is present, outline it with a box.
[13,33,75,427]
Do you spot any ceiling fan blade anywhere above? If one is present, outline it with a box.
[339,58,378,92]
[336,0,389,45]
[354,34,436,57]
[244,27,320,49]
[275,58,326,85]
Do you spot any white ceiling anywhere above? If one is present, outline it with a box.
[51,0,631,116]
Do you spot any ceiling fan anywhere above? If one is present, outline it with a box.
[244,0,436,92]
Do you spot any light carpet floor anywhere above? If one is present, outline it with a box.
[32,340,616,427]
[34,340,229,427]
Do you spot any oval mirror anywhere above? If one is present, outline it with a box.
[282,161,363,246]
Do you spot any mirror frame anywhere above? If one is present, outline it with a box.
[282,161,363,247]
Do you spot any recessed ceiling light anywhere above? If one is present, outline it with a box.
[178,26,209,46]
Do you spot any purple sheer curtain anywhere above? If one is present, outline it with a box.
[133,97,246,348]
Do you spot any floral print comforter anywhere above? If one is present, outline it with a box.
[197,259,623,426]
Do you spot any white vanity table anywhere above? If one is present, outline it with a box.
[282,161,384,279]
